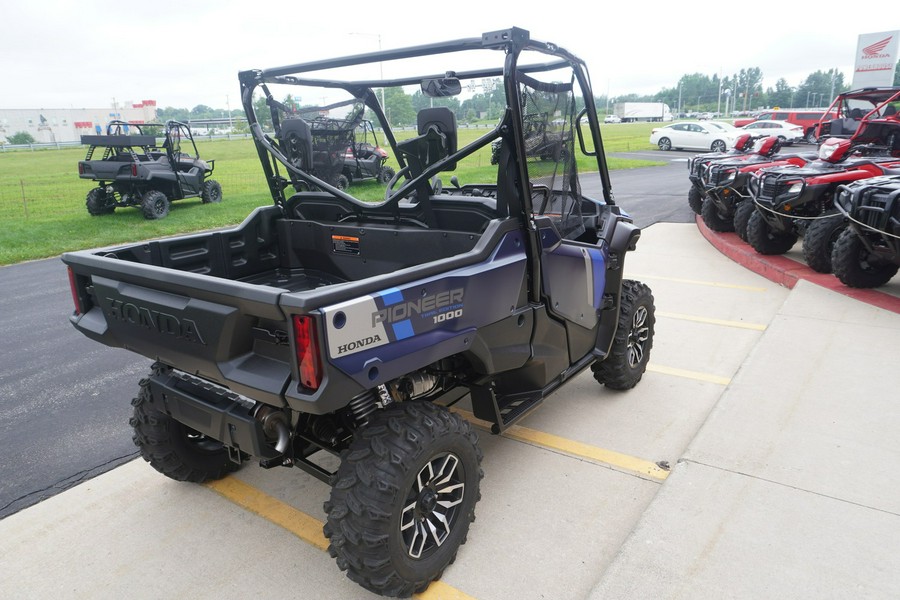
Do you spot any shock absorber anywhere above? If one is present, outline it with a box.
[348,389,378,426]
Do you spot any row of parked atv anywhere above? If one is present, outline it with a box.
[688,87,900,289]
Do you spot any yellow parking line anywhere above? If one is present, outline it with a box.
[204,476,329,551]
[418,581,479,600]
[629,273,768,292]
[657,310,767,331]
[647,363,731,386]
[205,477,479,599]
[453,409,668,481]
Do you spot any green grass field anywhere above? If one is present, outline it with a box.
[0,123,661,266]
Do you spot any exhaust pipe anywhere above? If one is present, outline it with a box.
[253,406,291,454]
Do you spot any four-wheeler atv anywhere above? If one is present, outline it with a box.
[686,133,757,214]
[77,120,221,219]
[62,27,655,598]
[831,174,900,288]
[746,109,900,273]
[698,136,817,238]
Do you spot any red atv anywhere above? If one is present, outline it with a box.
[698,136,817,238]
[745,93,900,272]
[686,133,757,214]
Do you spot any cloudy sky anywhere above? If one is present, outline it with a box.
[1,1,894,111]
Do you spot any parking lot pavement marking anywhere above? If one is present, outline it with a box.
[657,310,768,331]
[204,476,329,551]
[628,273,769,292]
[418,581,479,600]
[204,476,479,600]
[453,409,669,481]
[647,363,731,386]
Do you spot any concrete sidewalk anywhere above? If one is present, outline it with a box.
[590,222,900,599]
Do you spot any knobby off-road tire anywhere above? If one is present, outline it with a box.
[130,370,235,482]
[85,188,115,215]
[379,165,397,184]
[592,280,656,390]
[732,200,755,243]
[801,215,846,273]
[831,228,899,288]
[688,186,704,215]
[747,211,797,255]
[324,401,483,597]
[141,190,170,220]
[701,197,735,232]
[334,174,350,191]
[201,180,222,203]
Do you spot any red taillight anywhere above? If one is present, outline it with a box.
[292,315,322,391]
[67,266,84,316]
[131,163,138,176]
[78,163,85,175]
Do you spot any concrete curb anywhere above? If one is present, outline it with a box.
[694,215,900,314]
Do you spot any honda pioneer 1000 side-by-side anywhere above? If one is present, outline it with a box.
[77,120,222,219]
[62,28,655,597]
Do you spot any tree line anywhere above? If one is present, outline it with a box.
[159,62,900,127]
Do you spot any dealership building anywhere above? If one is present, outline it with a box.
[0,100,159,144]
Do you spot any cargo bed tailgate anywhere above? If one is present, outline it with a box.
[64,252,292,406]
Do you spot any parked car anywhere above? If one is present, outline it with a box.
[740,120,804,144]
[650,121,739,152]
[734,110,834,144]
[604,114,622,123]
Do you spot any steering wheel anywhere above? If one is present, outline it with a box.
[384,165,409,201]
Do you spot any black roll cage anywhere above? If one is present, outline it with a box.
[237,27,615,220]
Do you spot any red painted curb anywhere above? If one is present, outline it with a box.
[695,216,900,315]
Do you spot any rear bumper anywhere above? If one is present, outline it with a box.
[146,369,281,460]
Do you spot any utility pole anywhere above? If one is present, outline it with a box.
[350,32,386,124]
[829,68,837,105]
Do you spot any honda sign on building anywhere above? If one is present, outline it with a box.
[851,30,900,88]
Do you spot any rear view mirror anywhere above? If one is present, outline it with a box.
[421,77,462,97]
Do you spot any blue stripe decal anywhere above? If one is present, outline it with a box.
[588,247,606,308]
[379,288,404,305]
[392,320,415,340]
